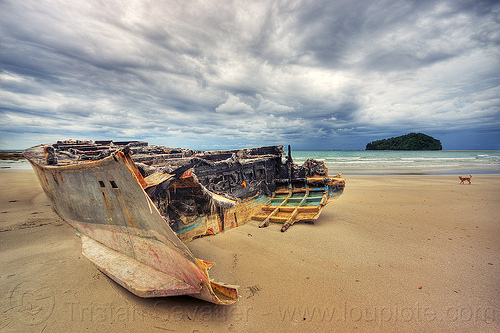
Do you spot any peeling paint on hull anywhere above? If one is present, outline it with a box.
[23,140,345,304]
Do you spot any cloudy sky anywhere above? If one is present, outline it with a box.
[1,0,499,150]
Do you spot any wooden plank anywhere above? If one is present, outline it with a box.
[281,189,309,232]
[278,206,296,212]
[270,216,289,223]
[297,206,320,212]
[258,192,291,228]
[250,215,267,221]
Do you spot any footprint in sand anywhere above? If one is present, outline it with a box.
[246,285,261,299]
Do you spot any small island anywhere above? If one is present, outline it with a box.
[366,133,442,150]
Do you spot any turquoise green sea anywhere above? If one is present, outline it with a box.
[291,150,500,175]
[3,150,500,175]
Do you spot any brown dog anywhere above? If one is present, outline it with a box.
[459,175,472,184]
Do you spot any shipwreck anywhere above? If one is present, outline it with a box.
[23,140,345,305]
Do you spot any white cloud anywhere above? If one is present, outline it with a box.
[215,94,254,114]
[256,94,295,113]
[0,0,499,149]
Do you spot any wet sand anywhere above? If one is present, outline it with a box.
[0,169,499,332]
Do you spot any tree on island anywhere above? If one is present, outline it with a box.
[366,133,442,150]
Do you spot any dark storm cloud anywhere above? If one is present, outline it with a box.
[0,0,499,149]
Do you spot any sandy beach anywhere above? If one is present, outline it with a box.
[0,169,499,332]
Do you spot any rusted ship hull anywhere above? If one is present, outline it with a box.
[25,150,238,304]
[23,140,345,304]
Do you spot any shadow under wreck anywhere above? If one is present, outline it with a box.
[23,140,345,304]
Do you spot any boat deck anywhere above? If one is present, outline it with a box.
[251,176,344,232]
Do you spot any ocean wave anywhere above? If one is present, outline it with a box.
[401,157,476,161]
[290,150,500,174]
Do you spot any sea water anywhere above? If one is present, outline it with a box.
[0,158,31,170]
[2,150,500,175]
[291,150,500,175]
